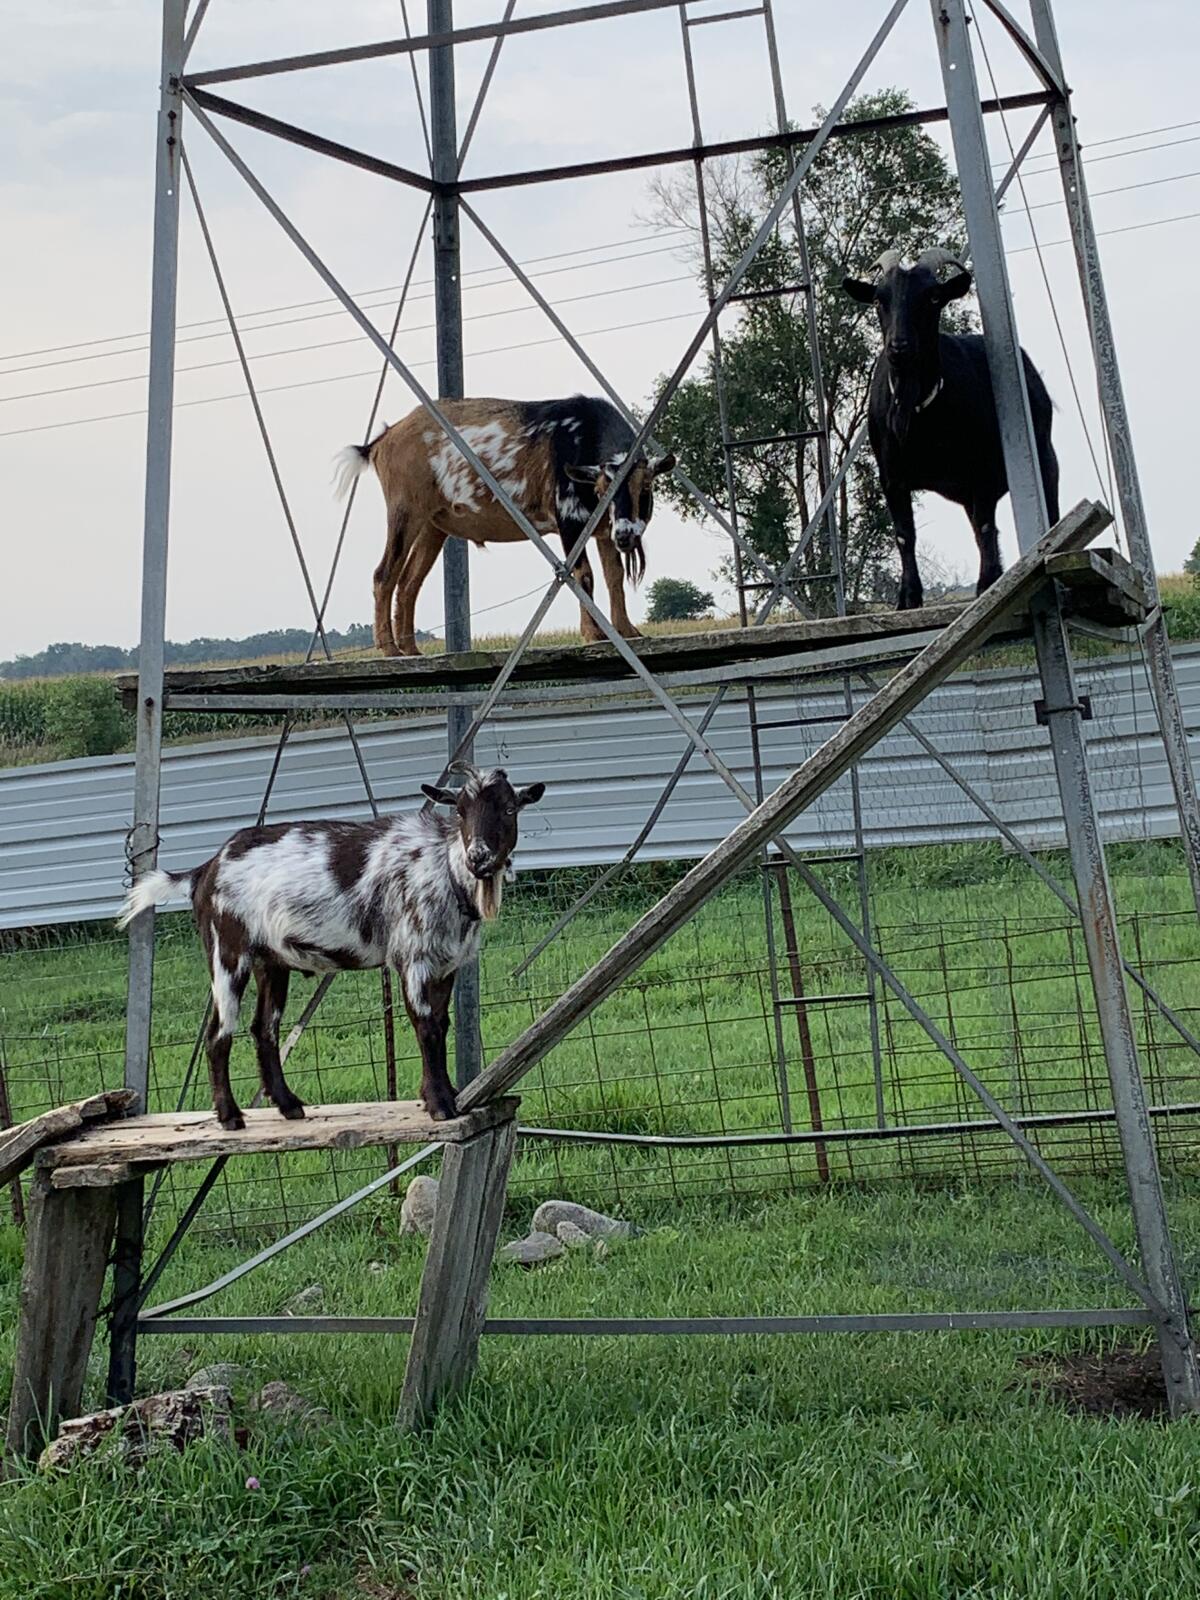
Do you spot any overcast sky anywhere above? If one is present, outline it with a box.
[3,0,1198,659]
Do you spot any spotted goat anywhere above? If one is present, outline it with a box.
[335,395,676,656]
[116,766,545,1128]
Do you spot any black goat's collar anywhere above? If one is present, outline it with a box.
[915,377,943,412]
[888,373,943,412]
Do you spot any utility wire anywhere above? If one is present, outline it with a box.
[0,273,696,405]
[3,117,1197,369]
[0,230,689,367]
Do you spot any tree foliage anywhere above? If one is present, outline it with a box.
[646,577,716,623]
[647,89,970,610]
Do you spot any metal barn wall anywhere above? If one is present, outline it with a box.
[1,645,1196,930]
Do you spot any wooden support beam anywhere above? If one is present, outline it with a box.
[5,1170,121,1460]
[457,500,1112,1114]
[398,1115,517,1430]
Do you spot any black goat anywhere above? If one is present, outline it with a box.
[843,247,1059,610]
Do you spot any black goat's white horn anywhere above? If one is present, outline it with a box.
[872,248,903,276]
[916,246,967,276]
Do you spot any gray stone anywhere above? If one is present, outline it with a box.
[400,1175,440,1237]
[39,1386,232,1472]
[251,1380,332,1433]
[186,1363,252,1393]
[284,1282,324,1315]
[556,1220,593,1250]
[498,1230,565,1266]
[531,1201,634,1241]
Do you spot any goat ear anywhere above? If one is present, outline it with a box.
[421,783,459,806]
[649,452,676,478]
[564,462,601,486]
[935,270,972,305]
[516,782,546,808]
[842,277,876,305]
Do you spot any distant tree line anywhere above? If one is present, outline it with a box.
[0,624,392,681]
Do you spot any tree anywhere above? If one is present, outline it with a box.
[646,89,970,611]
[1186,535,1200,579]
[646,576,716,623]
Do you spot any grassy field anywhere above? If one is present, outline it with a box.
[1,846,1200,1594]
[3,1179,1200,1597]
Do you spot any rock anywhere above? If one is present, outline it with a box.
[498,1230,565,1266]
[39,1386,232,1471]
[367,1260,387,1274]
[593,1238,610,1263]
[251,1381,332,1433]
[556,1220,593,1250]
[186,1363,251,1393]
[284,1282,324,1315]
[531,1201,634,1241]
[400,1175,440,1237]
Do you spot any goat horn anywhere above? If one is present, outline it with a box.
[916,246,967,276]
[872,248,903,276]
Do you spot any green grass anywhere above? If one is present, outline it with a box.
[2,846,1200,1595]
[3,1181,1200,1598]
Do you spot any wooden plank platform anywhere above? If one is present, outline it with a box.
[37,1099,519,1182]
[119,544,1144,711]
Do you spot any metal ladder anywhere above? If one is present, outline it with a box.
[679,0,886,1164]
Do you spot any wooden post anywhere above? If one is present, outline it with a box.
[398,1113,517,1430]
[5,1169,120,1460]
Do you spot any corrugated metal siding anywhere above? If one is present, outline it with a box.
[2,644,1198,929]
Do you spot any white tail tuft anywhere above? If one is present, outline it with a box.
[115,868,192,930]
[332,443,375,501]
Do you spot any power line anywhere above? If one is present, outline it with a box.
[0,230,689,368]
[1013,167,1200,216]
[0,240,690,378]
[0,310,702,440]
[5,206,1199,442]
[0,272,696,405]
[4,115,1198,371]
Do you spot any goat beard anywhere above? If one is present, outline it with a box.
[476,872,503,922]
[622,540,646,587]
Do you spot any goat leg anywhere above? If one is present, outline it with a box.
[251,963,306,1120]
[404,972,458,1121]
[884,483,922,610]
[969,500,1003,596]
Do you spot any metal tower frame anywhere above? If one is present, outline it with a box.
[112,0,1200,1418]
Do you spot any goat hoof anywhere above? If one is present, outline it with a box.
[425,1098,459,1123]
[276,1098,306,1121]
[218,1110,246,1131]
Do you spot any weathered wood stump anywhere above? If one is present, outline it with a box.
[5,1098,519,1460]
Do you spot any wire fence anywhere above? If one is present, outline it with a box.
[3,833,1198,1241]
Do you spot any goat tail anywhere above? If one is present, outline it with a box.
[332,420,390,501]
[115,868,194,930]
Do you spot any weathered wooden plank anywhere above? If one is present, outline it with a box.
[457,499,1112,1114]
[50,1163,138,1190]
[122,605,970,704]
[5,1170,120,1459]
[39,1097,519,1172]
[398,1115,518,1430]
[0,1090,137,1189]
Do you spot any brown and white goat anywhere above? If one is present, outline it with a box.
[334,395,676,656]
[116,767,545,1128]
